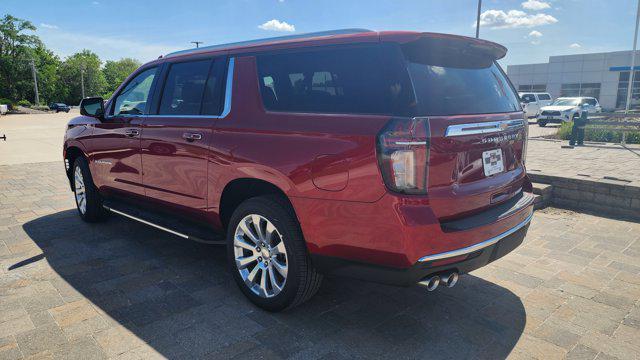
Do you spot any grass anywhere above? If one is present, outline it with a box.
[556,121,640,144]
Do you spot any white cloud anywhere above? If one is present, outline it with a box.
[258,19,295,32]
[521,0,551,10]
[40,23,58,29]
[478,9,558,29]
[528,30,543,37]
[531,40,541,45]
[570,43,581,48]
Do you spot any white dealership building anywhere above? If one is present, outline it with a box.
[506,50,639,111]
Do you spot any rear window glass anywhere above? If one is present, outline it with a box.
[255,45,410,115]
[538,94,551,100]
[401,40,520,116]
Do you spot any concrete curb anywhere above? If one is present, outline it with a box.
[529,173,640,221]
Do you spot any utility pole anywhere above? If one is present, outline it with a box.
[29,59,40,105]
[625,0,640,113]
[80,67,86,99]
[191,41,203,48]
[475,0,482,38]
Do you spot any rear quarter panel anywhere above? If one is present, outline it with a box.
[207,56,391,215]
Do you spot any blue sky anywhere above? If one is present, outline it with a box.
[2,0,637,67]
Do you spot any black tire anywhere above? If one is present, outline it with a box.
[72,157,108,222]
[226,195,322,311]
[538,120,547,127]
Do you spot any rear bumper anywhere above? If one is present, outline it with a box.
[311,218,530,286]
[292,186,535,284]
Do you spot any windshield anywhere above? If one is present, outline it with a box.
[552,98,580,106]
[401,39,520,116]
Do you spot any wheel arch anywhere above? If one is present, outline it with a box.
[219,178,297,231]
[64,145,87,191]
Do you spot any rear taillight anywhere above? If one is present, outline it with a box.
[376,117,430,195]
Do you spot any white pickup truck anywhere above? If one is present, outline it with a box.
[519,92,553,119]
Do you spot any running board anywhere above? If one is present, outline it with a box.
[102,204,226,245]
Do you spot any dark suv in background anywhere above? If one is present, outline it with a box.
[64,29,534,311]
[49,103,71,112]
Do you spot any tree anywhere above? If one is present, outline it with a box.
[0,15,42,102]
[58,50,107,105]
[102,58,140,98]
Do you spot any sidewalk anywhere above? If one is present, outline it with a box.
[527,138,640,185]
[527,138,640,219]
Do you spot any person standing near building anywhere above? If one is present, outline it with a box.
[569,106,588,146]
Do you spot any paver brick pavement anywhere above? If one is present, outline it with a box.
[0,161,639,359]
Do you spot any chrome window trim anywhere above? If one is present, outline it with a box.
[418,209,533,263]
[444,119,525,137]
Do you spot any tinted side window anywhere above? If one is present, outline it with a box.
[538,94,551,100]
[159,60,212,115]
[521,94,536,103]
[201,59,226,115]
[256,45,412,115]
[113,67,157,116]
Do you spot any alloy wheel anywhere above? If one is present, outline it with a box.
[74,166,86,214]
[233,214,288,298]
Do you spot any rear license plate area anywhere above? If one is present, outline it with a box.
[482,149,504,176]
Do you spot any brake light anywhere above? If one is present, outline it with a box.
[376,117,430,195]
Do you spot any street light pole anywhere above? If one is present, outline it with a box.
[475,0,482,38]
[625,0,640,113]
[191,41,203,48]
[80,67,85,99]
[29,59,40,105]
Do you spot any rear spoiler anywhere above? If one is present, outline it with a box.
[396,32,507,69]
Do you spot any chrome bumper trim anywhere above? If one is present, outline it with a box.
[418,210,534,263]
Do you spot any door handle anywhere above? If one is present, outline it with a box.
[182,132,203,142]
[125,129,140,137]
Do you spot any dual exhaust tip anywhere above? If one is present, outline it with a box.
[418,272,459,292]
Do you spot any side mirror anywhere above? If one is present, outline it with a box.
[80,97,104,118]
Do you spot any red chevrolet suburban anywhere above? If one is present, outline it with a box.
[63,29,534,311]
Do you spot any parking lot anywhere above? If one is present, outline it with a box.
[1,113,639,359]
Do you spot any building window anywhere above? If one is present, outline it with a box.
[616,71,640,109]
[560,83,601,99]
[518,84,546,92]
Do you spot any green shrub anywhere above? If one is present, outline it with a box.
[32,105,51,111]
[17,99,32,107]
[557,121,640,144]
[557,121,573,140]
[0,98,14,109]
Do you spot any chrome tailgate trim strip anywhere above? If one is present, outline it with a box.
[445,119,525,137]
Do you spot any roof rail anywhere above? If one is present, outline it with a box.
[164,28,374,58]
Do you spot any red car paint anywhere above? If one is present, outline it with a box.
[64,30,533,277]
